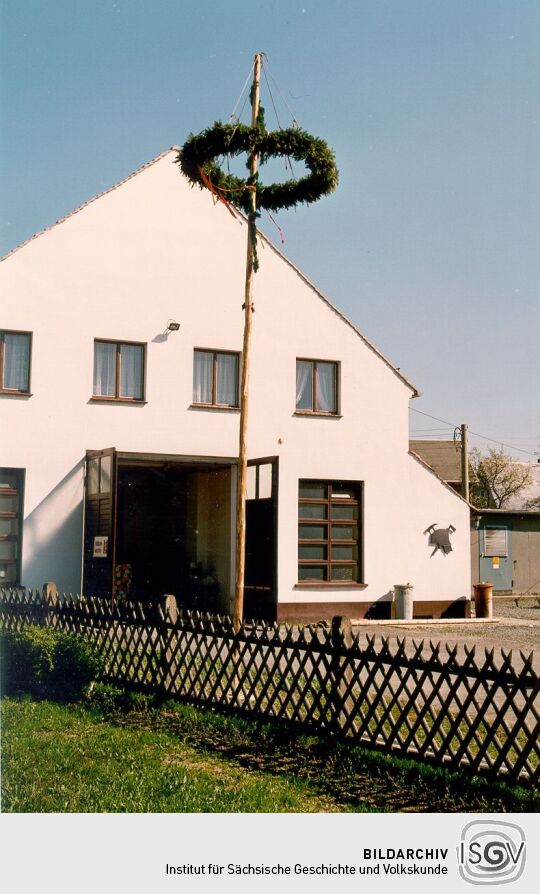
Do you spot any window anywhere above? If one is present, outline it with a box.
[0,468,24,586]
[246,461,273,500]
[193,349,239,408]
[298,480,362,583]
[0,331,31,394]
[93,340,145,401]
[296,359,338,414]
[87,454,112,495]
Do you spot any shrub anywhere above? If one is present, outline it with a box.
[0,626,103,701]
[85,681,126,713]
[0,627,57,696]
[49,634,103,701]
[86,682,157,715]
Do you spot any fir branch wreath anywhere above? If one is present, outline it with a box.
[178,121,338,215]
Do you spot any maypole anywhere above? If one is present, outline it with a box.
[233,52,262,631]
[178,55,338,628]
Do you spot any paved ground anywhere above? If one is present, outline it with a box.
[353,599,540,663]
[348,601,540,728]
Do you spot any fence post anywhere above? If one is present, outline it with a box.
[160,594,178,693]
[42,581,58,628]
[331,615,353,731]
[163,594,178,625]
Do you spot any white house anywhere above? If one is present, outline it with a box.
[0,148,471,621]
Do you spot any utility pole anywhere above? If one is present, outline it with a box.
[461,423,469,502]
[233,52,262,632]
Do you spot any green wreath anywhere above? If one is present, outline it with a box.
[178,121,338,215]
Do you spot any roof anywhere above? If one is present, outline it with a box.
[1,146,419,397]
[471,507,540,518]
[408,450,471,506]
[409,439,461,483]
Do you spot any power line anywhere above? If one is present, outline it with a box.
[410,427,453,433]
[409,407,537,458]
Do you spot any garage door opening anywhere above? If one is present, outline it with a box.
[83,451,234,613]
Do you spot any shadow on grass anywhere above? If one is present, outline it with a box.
[88,692,539,814]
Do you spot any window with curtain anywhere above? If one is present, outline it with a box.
[93,340,145,400]
[296,359,338,414]
[298,480,362,583]
[193,349,239,407]
[0,331,31,393]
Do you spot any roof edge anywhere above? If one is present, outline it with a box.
[0,146,180,263]
[2,145,419,396]
[470,507,540,516]
[256,228,420,397]
[408,449,472,506]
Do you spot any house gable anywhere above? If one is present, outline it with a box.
[0,147,471,613]
[2,148,417,401]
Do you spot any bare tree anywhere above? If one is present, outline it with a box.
[522,430,540,508]
[524,495,540,510]
[469,447,533,509]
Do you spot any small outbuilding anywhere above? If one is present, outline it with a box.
[471,508,540,597]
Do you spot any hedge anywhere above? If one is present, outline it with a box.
[0,627,103,701]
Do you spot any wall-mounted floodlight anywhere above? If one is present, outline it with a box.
[167,320,181,332]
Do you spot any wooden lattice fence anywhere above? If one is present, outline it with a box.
[1,587,538,784]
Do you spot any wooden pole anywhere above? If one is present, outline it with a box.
[330,616,353,731]
[233,53,262,632]
[461,423,469,502]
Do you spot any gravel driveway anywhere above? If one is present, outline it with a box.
[353,599,540,668]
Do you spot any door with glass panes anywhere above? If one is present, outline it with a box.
[83,449,117,597]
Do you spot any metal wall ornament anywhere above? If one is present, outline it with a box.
[424,523,456,556]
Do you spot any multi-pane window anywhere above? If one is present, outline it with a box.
[296,359,338,414]
[193,349,239,408]
[0,468,24,586]
[93,340,145,400]
[298,480,362,583]
[0,331,31,393]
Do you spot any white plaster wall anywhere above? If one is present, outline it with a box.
[405,455,471,599]
[1,150,470,603]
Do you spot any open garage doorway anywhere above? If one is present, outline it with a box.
[83,451,235,613]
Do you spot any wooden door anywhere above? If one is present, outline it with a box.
[83,449,117,597]
[244,459,277,621]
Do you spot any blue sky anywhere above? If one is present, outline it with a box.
[1,0,538,457]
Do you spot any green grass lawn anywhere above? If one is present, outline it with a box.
[2,694,537,813]
[1,697,343,813]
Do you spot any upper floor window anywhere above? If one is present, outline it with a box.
[193,349,239,408]
[296,359,338,414]
[93,340,145,401]
[0,331,31,394]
